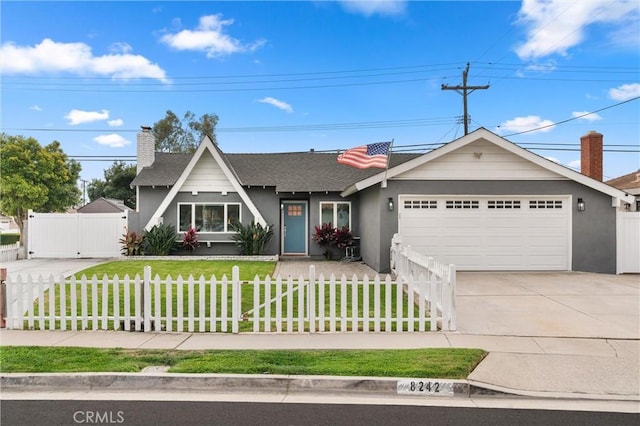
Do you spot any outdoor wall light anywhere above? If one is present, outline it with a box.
[577,198,585,212]
[388,197,394,211]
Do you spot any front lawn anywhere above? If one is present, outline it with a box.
[0,346,486,379]
[76,260,277,281]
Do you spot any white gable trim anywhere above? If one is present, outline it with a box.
[144,136,266,230]
[341,128,635,205]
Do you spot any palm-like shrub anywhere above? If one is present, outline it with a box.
[144,224,177,255]
[230,220,274,255]
[119,231,145,256]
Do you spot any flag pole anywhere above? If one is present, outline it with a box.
[381,138,394,189]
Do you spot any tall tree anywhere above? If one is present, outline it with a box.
[87,161,137,209]
[0,134,81,242]
[152,110,218,153]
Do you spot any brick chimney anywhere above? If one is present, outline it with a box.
[136,126,155,174]
[580,130,603,181]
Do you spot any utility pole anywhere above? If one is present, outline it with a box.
[441,62,490,135]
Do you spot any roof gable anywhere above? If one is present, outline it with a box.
[394,138,564,181]
[143,136,266,230]
[342,128,635,205]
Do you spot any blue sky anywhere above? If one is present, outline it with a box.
[2,0,639,187]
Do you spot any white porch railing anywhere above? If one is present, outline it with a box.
[390,233,456,331]
[0,242,20,263]
[3,265,442,333]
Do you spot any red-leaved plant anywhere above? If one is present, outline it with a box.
[182,227,200,253]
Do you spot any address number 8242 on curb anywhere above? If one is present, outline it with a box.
[397,380,454,396]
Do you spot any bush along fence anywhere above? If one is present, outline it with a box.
[3,264,455,333]
[390,233,456,332]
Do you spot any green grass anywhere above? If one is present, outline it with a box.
[77,260,277,281]
[0,346,486,379]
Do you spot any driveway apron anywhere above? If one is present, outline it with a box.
[455,272,640,339]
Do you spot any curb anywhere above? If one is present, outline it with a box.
[2,374,636,402]
[1,373,475,397]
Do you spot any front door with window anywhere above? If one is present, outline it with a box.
[282,201,307,255]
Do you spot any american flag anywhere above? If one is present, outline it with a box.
[337,142,391,169]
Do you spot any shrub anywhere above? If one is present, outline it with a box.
[0,234,20,245]
[333,226,354,249]
[119,231,145,256]
[230,220,274,255]
[312,223,335,259]
[182,227,199,253]
[144,224,177,256]
[313,223,354,259]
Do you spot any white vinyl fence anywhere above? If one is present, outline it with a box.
[617,211,640,274]
[390,233,456,331]
[27,210,127,258]
[4,265,446,333]
[0,242,20,263]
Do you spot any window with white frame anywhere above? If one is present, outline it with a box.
[178,203,240,233]
[320,202,351,229]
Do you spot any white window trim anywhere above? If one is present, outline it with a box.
[178,202,241,234]
[319,201,351,229]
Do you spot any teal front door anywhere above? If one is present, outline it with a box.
[282,201,307,254]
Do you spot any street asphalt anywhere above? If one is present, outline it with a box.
[0,258,638,410]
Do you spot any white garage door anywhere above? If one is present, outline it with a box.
[398,195,571,270]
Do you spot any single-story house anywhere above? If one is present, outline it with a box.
[606,170,640,211]
[77,197,133,214]
[130,127,635,274]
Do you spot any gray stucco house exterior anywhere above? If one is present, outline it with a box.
[130,127,634,274]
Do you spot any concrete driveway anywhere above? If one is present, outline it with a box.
[455,272,640,339]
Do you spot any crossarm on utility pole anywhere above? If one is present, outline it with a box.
[441,63,489,135]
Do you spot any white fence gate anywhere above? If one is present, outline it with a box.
[390,233,456,331]
[27,210,127,258]
[617,211,640,274]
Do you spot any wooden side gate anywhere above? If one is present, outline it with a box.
[27,210,127,258]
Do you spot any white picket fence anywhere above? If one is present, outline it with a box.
[3,265,447,333]
[390,233,456,331]
[0,242,20,263]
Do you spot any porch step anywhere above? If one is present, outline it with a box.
[279,255,311,261]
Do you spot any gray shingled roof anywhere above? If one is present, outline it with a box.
[130,152,192,187]
[131,150,419,192]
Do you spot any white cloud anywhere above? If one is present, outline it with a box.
[496,115,555,134]
[108,118,124,127]
[94,134,130,148]
[609,83,640,101]
[30,105,42,111]
[258,97,293,113]
[571,111,602,121]
[160,14,266,58]
[514,0,639,60]
[65,109,109,125]
[567,159,581,170]
[108,42,133,54]
[339,0,407,17]
[0,38,169,82]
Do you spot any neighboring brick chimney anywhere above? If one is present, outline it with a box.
[137,126,155,174]
[580,130,603,181]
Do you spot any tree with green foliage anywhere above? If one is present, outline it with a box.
[152,110,218,153]
[0,134,81,242]
[87,161,137,209]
